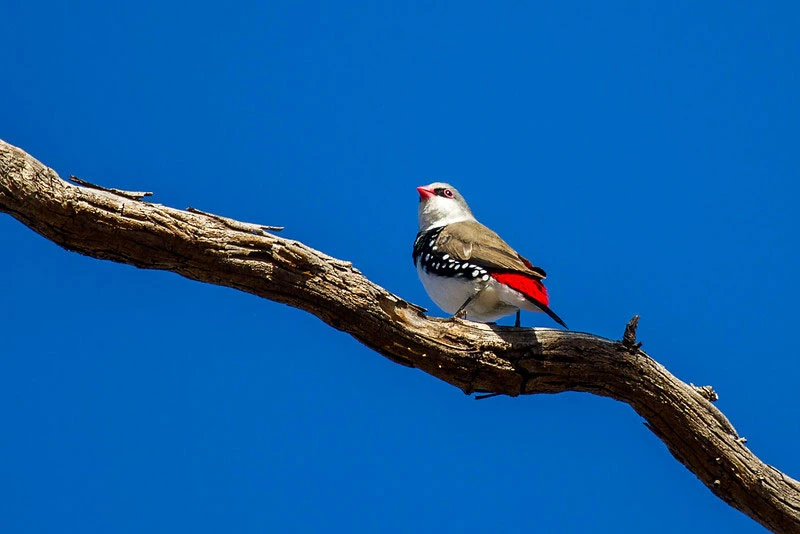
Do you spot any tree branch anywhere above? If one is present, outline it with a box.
[1,138,798,532]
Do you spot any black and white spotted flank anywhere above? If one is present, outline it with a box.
[412,227,490,282]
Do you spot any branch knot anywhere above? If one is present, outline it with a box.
[621,314,642,351]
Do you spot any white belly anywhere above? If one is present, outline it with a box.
[416,264,544,323]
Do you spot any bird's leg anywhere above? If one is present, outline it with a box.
[452,292,479,319]
[514,310,521,328]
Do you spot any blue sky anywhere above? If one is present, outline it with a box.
[2,2,798,532]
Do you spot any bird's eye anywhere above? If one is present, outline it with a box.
[443,189,454,198]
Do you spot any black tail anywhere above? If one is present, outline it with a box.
[528,299,568,329]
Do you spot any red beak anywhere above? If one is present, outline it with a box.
[416,186,435,199]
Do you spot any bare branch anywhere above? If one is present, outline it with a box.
[186,206,284,233]
[1,138,798,533]
[70,175,153,200]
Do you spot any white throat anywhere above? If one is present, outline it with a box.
[418,196,476,232]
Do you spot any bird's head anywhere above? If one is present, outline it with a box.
[417,182,476,231]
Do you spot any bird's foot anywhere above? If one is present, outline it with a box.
[514,310,521,328]
[452,294,477,320]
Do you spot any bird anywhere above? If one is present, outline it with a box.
[413,182,567,328]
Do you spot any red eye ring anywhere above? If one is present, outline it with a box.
[443,189,454,198]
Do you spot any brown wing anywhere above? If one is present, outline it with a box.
[436,220,547,278]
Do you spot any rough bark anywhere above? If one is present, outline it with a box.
[1,138,798,533]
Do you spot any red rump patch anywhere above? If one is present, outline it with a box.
[490,272,549,306]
